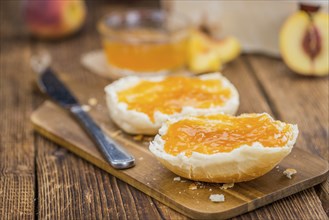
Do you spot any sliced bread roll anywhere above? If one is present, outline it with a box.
[149,113,298,183]
[105,73,239,135]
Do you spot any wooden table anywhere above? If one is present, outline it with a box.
[1,1,328,219]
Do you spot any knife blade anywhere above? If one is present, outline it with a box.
[38,68,79,109]
[33,60,135,169]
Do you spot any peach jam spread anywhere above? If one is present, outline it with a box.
[162,114,293,156]
[117,76,231,122]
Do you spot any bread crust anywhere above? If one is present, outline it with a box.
[104,73,239,135]
[149,113,299,183]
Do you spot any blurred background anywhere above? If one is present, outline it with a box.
[1,0,328,77]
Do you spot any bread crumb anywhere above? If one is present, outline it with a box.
[81,105,91,112]
[209,189,212,192]
[133,135,143,141]
[189,183,198,190]
[173,177,181,182]
[138,157,144,161]
[220,183,234,190]
[283,168,297,179]
[88,98,98,106]
[209,194,225,203]
[111,130,122,137]
[196,182,205,189]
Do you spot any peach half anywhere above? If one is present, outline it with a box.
[280,11,329,76]
[188,30,241,74]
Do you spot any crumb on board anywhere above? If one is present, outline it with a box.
[138,157,144,161]
[111,130,122,137]
[283,168,297,179]
[189,183,198,190]
[88,98,98,106]
[81,105,91,112]
[209,189,212,192]
[133,135,143,141]
[173,177,181,182]
[195,182,205,189]
[209,194,225,203]
[220,183,234,190]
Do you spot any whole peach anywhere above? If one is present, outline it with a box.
[23,0,87,39]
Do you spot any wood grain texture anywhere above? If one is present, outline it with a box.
[246,55,329,215]
[0,1,35,219]
[35,133,165,220]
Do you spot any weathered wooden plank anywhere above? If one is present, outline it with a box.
[244,55,328,219]
[0,2,35,219]
[231,187,327,220]
[315,181,329,216]
[36,134,165,220]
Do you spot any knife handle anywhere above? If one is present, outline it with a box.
[70,105,135,169]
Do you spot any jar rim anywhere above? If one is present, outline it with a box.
[97,9,190,44]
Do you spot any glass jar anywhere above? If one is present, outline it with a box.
[98,9,190,76]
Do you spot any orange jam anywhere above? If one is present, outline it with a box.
[117,76,232,121]
[102,28,188,72]
[162,114,293,156]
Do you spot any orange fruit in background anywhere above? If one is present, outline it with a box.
[280,7,329,76]
[188,30,241,74]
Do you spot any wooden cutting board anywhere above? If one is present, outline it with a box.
[31,100,328,219]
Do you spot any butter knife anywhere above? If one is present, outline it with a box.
[31,52,135,169]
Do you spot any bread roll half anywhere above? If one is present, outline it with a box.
[105,73,239,135]
[149,113,298,183]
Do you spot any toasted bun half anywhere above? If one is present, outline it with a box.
[149,113,299,183]
[105,73,239,135]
